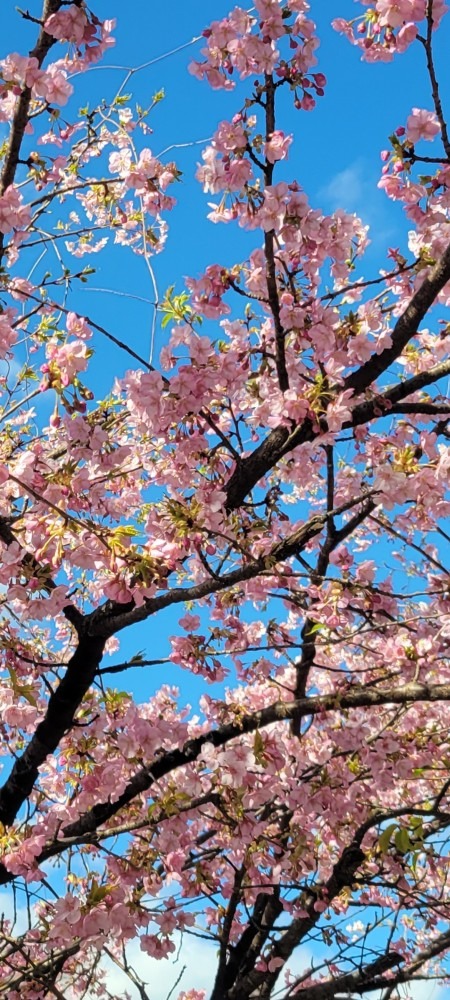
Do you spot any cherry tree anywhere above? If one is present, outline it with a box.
[1,0,450,997]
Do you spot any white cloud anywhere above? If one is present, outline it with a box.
[380,983,444,1000]
[317,158,399,253]
[74,935,312,999]
[0,887,31,936]
[320,163,366,211]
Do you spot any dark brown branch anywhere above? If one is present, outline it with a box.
[40,680,450,846]
[290,487,375,736]
[97,657,170,676]
[0,0,65,260]
[320,262,416,303]
[286,925,450,999]
[418,3,450,158]
[0,633,105,827]
[286,954,404,999]
[344,240,450,395]
[211,810,292,999]
[225,345,450,512]
[84,492,373,641]
[263,74,289,392]
[228,841,367,999]
[0,681,449,891]
[0,493,371,830]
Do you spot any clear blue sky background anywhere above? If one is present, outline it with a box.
[1,2,449,701]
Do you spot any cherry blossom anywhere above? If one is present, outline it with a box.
[0,1,449,998]
[406,106,441,142]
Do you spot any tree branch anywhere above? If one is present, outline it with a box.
[0,0,65,260]
[286,953,404,999]
[344,240,450,395]
[0,493,373,830]
[28,679,450,853]
[417,2,450,158]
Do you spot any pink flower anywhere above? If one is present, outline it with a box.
[0,185,31,234]
[45,339,89,382]
[0,311,18,358]
[214,119,247,153]
[45,6,89,45]
[264,130,293,164]
[197,146,252,194]
[376,1,426,29]
[104,577,133,604]
[33,65,74,106]
[406,107,441,143]
[66,312,92,340]
[140,934,176,958]
[396,22,418,51]
[178,613,201,631]
[0,52,43,88]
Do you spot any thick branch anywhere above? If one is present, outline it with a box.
[37,680,450,847]
[84,493,372,640]
[0,494,370,830]
[286,954,404,1000]
[0,0,64,258]
[262,74,289,391]
[0,633,105,827]
[225,348,450,512]
[418,3,450,158]
[291,485,375,736]
[228,842,367,999]
[287,925,450,999]
[344,240,450,394]
[0,680,448,888]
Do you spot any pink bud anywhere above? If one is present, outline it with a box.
[395,126,406,136]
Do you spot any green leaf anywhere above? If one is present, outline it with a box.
[6,665,37,708]
[113,93,132,106]
[378,823,398,854]
[307,622,324,635]
[394,828,412,854]
[87,879,111,906]
[253,730,265,763]
[129,650,146,664]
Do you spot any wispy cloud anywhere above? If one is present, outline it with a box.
[320,162,367,212]
[67,934,312,999]
[318,157,404,258]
